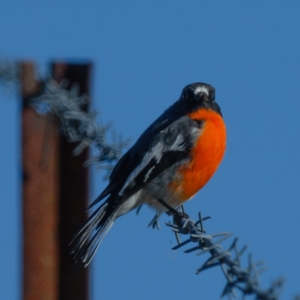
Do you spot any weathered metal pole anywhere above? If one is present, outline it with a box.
[21,61,91,300]
[22,61,60,300]
[53,62,91,300]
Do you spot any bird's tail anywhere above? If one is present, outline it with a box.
[70,196,118,267]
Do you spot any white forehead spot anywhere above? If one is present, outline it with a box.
[194,86,209,96]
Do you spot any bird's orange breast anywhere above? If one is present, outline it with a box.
[170,108,226,204]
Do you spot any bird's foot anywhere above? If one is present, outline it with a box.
[172,211,190,227]
[148,211,163,229]
[157,198,190,224]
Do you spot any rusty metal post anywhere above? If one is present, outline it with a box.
[52,62,91,300]
[21,61,91,300]
[22,61,60,300]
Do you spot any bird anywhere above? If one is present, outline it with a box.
[71,82,226,266]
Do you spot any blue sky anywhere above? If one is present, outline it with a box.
[1,1,300,299]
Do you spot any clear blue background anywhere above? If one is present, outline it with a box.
[1,1,300,299]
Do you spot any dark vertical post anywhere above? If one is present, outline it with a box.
[22,62,60,300]
[21,61,91,300]
[52,62,91,300]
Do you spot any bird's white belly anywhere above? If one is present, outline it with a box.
[116,190,142,217]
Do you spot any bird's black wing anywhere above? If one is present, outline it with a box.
[71,101,203,266]
[117,115,203,201]
[90,100,189,207]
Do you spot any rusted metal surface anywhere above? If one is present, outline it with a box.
[52,62,91,300]
[22,61,91,300]
[22,61,60,300]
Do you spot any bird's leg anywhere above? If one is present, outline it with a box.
[156,199,189,225]
[179,205,189,218]
[173,205,190,227]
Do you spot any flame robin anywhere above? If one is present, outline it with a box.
[72,82,226,266]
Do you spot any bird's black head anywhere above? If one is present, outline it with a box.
[180,82,222,115]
